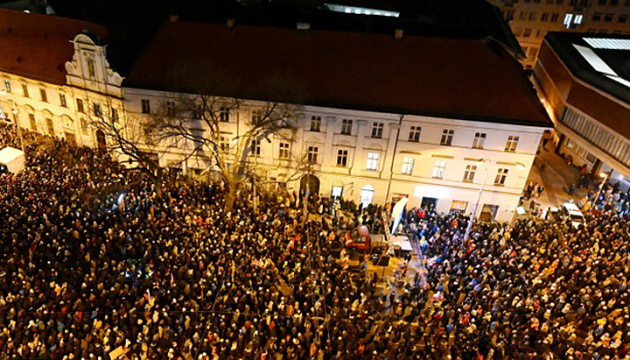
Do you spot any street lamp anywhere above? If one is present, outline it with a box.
[590,171,610,211]
[463,159,490,244]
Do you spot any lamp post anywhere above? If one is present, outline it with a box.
[463,159,490,244]
[590,171,610,211]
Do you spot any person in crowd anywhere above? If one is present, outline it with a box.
[1,122,630,360]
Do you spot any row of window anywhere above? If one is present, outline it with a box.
[3,79,118,121]
[592,12,628,22]
[562,108,630,166]
[310,117,520,151]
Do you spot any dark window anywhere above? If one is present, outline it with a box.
[279,142,290,159]
[141,99,150,114]
[371,122,384,138]
[441,129,454,146]
[604,13,613,21]
[40,88,47,102]
[593,12,602,21]
[308,146,318,163]
[59,93,67,107]
[93,103,102,117]
[341,119,353,135]
[111,107,118,122]
[408,126,421,142]
[619,14,628,22]
[219,107,230,122]
[336,149,348,167]
[310,116,322,132]
[166,101,175,116]
[77,99,84,113]
[22,84,29,98]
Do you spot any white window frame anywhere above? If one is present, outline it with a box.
[337,149,349,167]
[401,157,414,175]
[494,169,509,186]
[366,152,379,170]
[463,164,476,182]
[433,161,447,179]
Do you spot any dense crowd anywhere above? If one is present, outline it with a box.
[1,123,630,360]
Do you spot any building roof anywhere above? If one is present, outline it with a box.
[0,9,107,85]
[545,32,630,105]
[125,22,550,127]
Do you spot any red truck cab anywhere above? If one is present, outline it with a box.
[345,225,371,251]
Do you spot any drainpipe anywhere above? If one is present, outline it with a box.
[384,114,404,205]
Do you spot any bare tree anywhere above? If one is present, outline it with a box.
[148,93,303,211]
[88,100,168,195]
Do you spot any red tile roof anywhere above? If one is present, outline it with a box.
[125,22,551,127]
[0,9,107,85]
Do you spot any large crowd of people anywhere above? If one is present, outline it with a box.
[1,123,630,359]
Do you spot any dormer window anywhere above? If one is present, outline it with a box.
[87,58,96,79]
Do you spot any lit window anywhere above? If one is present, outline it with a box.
[371,122,384,138]
[463,165,476,182]
[432,161,447,179]
[366,153,379,170]
[4,79,10,93]
[505,136,519,152]
[279,142,290,159]
[308,146,319,163]
[310,116,322,132]
[564,14,574,27]
[473,132,486,149]
[337,149,348,167]
[574,14,583,24]
[495,169,509,186]
[401,157,414,175]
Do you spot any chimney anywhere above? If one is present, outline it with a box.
[226,18,236,29]
[297,22,311,31]
[169,14,179,23]
[394,29,404,40]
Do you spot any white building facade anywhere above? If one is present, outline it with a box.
[0,10,552,222]
[122,88,545,222]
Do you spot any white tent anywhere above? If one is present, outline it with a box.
[0,147,25,174]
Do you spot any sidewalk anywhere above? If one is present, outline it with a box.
[525,142,586,211]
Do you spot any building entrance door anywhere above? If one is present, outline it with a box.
[360,185,374,209]
[421,197,438,210]
[479,204,499,222]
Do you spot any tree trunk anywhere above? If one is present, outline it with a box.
[225,181,237,212]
